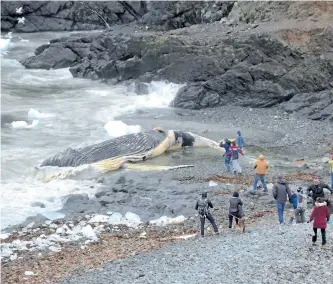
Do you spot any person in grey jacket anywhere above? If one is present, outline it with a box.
[228,192,244,228]
[272,175,292,224]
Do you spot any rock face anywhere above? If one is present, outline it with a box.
[21,23,333,121]
[1,1,233,33]
[1,1,147,32]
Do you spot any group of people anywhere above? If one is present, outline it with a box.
[219,131,270,192]
[272,175,332,246]
[195,191,244,237]
[219,131,244,174]
[196,130,333,246]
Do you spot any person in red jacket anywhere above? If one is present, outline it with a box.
[308,197,330,247]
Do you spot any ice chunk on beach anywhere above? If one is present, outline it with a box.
[81,225,97,240]
[0,233,9,240]
[104,120,141,138]
[49,246,62,252]
[28,108,55,119]
[1,246,13,257]
[108,212,123,224]
[24,271,35,276]
[150,215,186,226]
[41,211,65,221]
[124,212,142,227]
[125,212,141,224]
[209,180,218,187]
[89,215,109,223]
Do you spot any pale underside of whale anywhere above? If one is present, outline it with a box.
[39,129,227,182]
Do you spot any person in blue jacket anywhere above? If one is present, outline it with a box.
[236,130,244,150]
[291,191,298,209]
[220,140,232,172]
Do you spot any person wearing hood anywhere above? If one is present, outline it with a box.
[307,177,332,207]
[220,140,232,172]
[272,175,292,224]
[195,192,219,237]
[228,192,244,228]
[236,130,244,150]
[253,154,269,191]
[308,197,330,247]
[230,141,244,174]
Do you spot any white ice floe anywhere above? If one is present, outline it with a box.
[150,215,186,226]
[0,233,9,240]
[88,215,110,223]
[24,271,35,276]
[174,234,197,240]
[11,120,39,129]
[104,120,141,138]
[0,212,186,262]
[209,180,218,187]
[28,108,55,119]
[81,225,97,241]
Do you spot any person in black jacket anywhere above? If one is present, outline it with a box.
[228,192,244,228]
[307,177,332,207]
[195,192,219,237]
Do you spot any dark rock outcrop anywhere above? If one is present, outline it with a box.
[1,1,147,32]
[21,24,333,121]
[1,1,234,33]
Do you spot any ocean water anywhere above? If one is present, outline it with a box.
[0,31,182,229]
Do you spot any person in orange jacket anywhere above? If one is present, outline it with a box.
[253,154,269,192]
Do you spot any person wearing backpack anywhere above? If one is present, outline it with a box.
[228,192,244,228]
[195,192,219,237]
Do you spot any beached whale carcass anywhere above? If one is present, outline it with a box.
[40,128,225,175]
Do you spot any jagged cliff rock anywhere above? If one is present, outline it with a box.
[1,1,234,32]
[12,1,333,121]
[20,22,333,121]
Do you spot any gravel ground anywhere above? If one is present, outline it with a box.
[60,218,333,284]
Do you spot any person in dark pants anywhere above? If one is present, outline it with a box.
[272,175,292,224]
[308,197,330,247]
[307,177,332,207]
[195,192,219,237]
[228,192,244,228]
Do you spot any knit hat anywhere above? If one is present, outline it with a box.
[232,192,239,197]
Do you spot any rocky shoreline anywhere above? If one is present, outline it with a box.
[2,103,332,283]
[1,1,333,283]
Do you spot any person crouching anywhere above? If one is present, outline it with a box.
[195,192,219,237]
[308,197,330,247]
[228,192,244,229]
